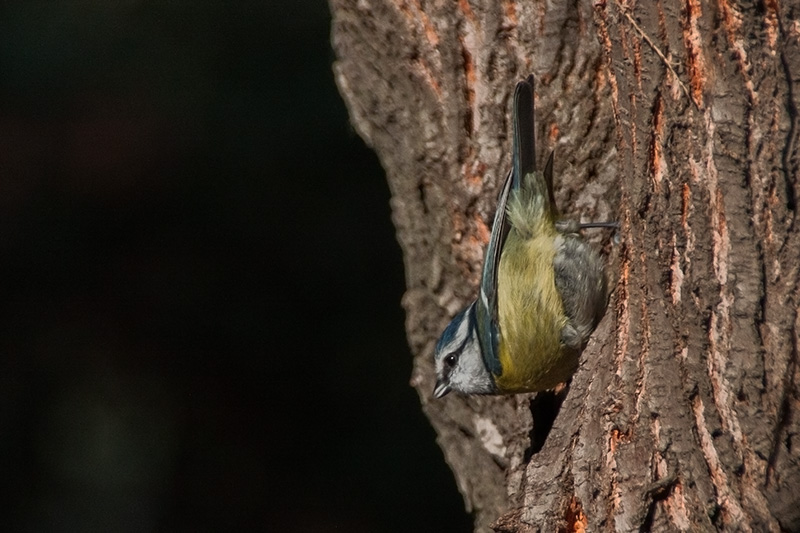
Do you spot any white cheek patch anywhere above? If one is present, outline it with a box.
[459,337,483,375]
[448,335,491,393]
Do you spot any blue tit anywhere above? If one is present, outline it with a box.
[433,75,613,398]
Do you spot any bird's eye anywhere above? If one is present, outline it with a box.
[444,354,457,368]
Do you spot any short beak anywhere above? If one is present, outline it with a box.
[433,378,452,399]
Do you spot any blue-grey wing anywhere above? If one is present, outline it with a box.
[476,170,513,375]
[554,235,608,350]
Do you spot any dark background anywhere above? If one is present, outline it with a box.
[0,1,472,531]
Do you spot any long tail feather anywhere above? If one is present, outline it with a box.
[512,75,536,190]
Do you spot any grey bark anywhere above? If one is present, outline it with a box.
[330,1,800,531]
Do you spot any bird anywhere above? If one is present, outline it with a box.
[433,75,613,398]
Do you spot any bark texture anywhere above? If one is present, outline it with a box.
[330,0,800,531]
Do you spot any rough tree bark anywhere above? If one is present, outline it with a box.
[330,0,800,531]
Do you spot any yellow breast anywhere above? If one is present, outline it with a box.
[494,230,576,393]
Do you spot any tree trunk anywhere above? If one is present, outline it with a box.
[329,0,800,531]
